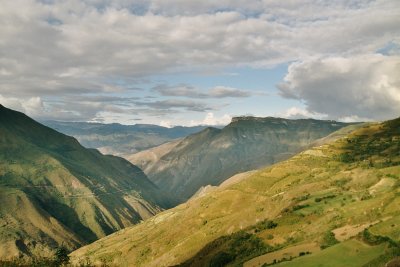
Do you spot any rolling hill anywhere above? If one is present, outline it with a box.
[129,116,354,201]
[71,117,400,267]
[42,120,209,157]
[0,105,173,259]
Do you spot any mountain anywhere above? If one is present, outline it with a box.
[71,117,400,267]
[129,116,354,201]
[0,105,173,259]
[42,120,209,157]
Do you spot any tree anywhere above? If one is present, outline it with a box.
[54,245,70,266]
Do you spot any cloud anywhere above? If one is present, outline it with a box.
[152,84,203,97]
[209,86,251,98]
[153,84,252,98]
[339,115,374,123]
[0,0,399,124]
[159,120,173,128]
[189,112,232,126]
[0,95,45,117]
[134,99,213,112]
[278,54,400,120]
[1,0,399,97]
[279,106,325,120]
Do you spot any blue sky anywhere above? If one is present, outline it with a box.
[0,0,399,126]
[125,64,297,126]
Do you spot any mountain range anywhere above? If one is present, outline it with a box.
[129,116,354,201]
[71,117,400,267]
[42,120,209,157]
[1,104,399,267]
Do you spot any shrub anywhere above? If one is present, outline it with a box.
[339,153,353,163]
[320,231,339,249]
[315,195,336,202]
[292,204,310,211]
[209,252,234,267]
[253,220,278,233]
[54,246,70,266]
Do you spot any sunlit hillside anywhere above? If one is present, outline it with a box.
[71,117,400,267]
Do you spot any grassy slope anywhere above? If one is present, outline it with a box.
[71,117,400,266]
[0,105,173,259]
[275,239,386,267]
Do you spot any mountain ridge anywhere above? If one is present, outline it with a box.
[129,116,356,201]
[42,120,213,157]
[0,105,173,259]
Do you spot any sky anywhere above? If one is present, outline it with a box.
[0,0,399,126]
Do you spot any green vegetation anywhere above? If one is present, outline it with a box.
[54,246,70,266]
[337,118,400,167]
[320,231,339,249]
[360,229,398,247]
[251,220,278,233]
[369,216,400,241]
[315,195,336,202]
[274,240,386,267]
[178,231,273,267]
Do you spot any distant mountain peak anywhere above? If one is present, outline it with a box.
[231,116,268,123]
[230,116,294,124]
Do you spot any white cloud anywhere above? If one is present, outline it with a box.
[189,112,231,126]
[0,95,44,117]
[159,120,172,128]
[338,115,373,123]
[1,0,399,96]
[153,84,252,98]
[24,97,45,116]
[278,54,400,121]
[0,0,399,123]
[209,86,251,98]
[279,106,326,120]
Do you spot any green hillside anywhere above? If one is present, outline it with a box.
[0,105,173,259]
[130,116,354,201]
[71,117,400,267]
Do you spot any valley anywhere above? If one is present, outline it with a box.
[1,105,398,267]
[43,120,208,157]
[70,117,400,266]
[129,116,354,201]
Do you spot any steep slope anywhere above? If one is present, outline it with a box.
[0,105,173,259]
[71,117,400,267]
[42,120,208,157]
[130,117,353,201]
